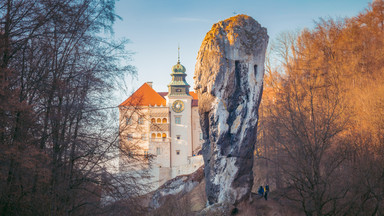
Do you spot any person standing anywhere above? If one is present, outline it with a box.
[264,185,270,200]
[258,186,264,198]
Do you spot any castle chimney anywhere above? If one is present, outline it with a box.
[146,81,153,88]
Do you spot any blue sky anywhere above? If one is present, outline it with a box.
[112,0,370,101]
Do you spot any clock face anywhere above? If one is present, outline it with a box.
[172,100,185,113]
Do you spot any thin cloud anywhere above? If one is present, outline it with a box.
[171,17,212,23]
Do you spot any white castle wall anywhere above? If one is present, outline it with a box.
[168,96,193,167]
[191,106,203,154]
[149,155,203,190]
[171,155,204,178]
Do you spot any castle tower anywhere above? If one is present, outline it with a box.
[166,48,193,173]
[167,47,191,97]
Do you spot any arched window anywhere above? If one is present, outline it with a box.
[162,118,167,123]
[151,118,156,123]
[157,133,161,138]
[151,133,156,139]
[138,116,144,125]
[162,133,167,138]
[157,118,161,123]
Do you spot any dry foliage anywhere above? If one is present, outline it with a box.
[258,1,384,215]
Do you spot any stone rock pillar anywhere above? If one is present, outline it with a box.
[194,15,268,205]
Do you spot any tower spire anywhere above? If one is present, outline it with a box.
[168,44,190,97]
[177,44,180,64]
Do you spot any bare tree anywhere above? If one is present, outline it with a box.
[262,24,352,215]
[259,2,384,214]
[0,0,150,215]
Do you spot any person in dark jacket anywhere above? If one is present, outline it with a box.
[258,186,264,198]
[264,185,270,200]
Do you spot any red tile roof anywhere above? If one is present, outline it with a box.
[189,91,198,100]
[119,83,199,107]
[189,91,199,107]
[157,92,168,98]
[119,83,166,107]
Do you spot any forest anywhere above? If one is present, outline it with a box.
[1,0,383,215]
[258,1,384,215]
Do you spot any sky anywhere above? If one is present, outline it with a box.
[112,0,371,102]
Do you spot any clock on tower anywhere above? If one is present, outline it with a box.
[172,100,185,113]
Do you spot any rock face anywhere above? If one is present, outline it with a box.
[149,166,204,209]
[194,15,268,205]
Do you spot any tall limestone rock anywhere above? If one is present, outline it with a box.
[194,15,268,205]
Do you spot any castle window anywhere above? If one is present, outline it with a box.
[157,147,161,155]
[176,135,181,140]
[138,116,144,125]
[151,118,156,123]
[126,117,133,125]
[200,132,203,140]
[141,134,147,141]
[157,133,161,138]
[162,118,167,123]
[162,133,167,139]
[175,116,181,124]
[157,118,161,123]
[151,133,156,139]
[176,150,180,155]
[127,134,133,141]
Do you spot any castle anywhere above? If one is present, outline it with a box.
[118,56,203,189]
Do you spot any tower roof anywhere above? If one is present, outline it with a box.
[171,62,186,74]
[167,48,190,96]
[119,83,199,107]
[171,45,186,74]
